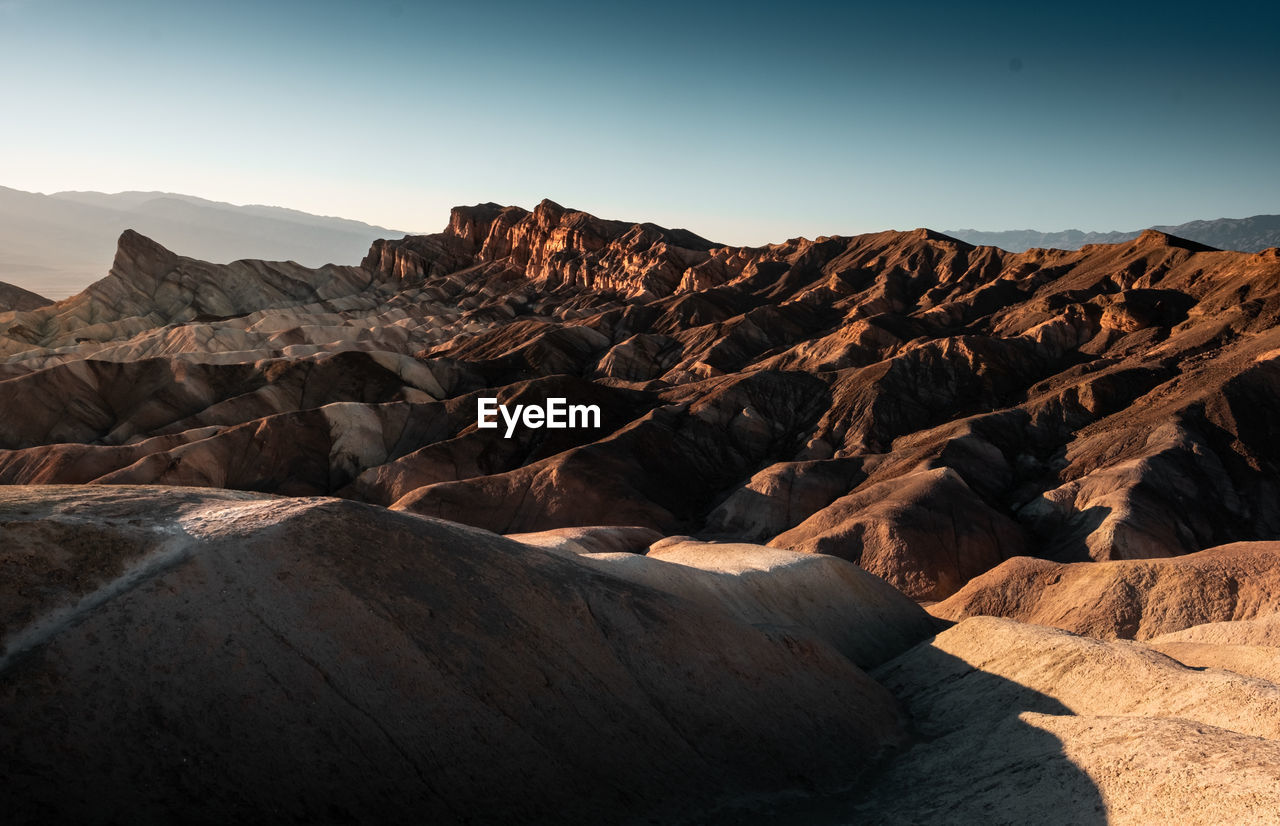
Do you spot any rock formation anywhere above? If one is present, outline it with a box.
[5,204,1278,599]
[8,484,1280,824]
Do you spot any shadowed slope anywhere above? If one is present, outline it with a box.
[851,617,1280,825]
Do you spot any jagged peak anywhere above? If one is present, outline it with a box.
[1135,229,1174,246]
[446,202,513,250]
[116,228,176,255]
[839,227,972,252]
[1133,228,1219,252]
[447,198,721,251]
[110,229,180,278]
[530,199,628,237]
[909,228,969,245]
[534,197,568,216]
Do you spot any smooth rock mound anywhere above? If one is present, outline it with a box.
[929,543,1280,639]
[627,539,939,668]
[1143,615,1280,683]
[1145,641,1280,685]
[770,467,1025,600]
[505,524,662,555]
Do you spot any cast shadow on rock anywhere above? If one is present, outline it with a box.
[699,644,1107,825]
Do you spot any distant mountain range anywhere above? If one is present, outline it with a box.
[946,214,1280,253]
[3,183,1276,302]
[0,186,409,300]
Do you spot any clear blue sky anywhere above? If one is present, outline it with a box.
[1,0,1276,244]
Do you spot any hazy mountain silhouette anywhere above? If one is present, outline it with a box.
[948,214,1280,253]
[0,186,410,299]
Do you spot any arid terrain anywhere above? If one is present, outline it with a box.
[4,200,1280,823]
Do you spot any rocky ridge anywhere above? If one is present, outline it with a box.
[0,280,51,313]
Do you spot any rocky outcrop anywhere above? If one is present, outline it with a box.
[702,458,866,541]
[388,370,832,534]
[0,230,393,357]
[366,200,720,300]
[0,186,404,301]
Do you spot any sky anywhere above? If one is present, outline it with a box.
[0,0,1276,245]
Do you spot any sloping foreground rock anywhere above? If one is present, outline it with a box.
[852,617,1280,825]
[0,486,924,825]
[928,542,1280,639]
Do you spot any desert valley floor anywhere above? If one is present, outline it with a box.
[3,201,1280,823]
